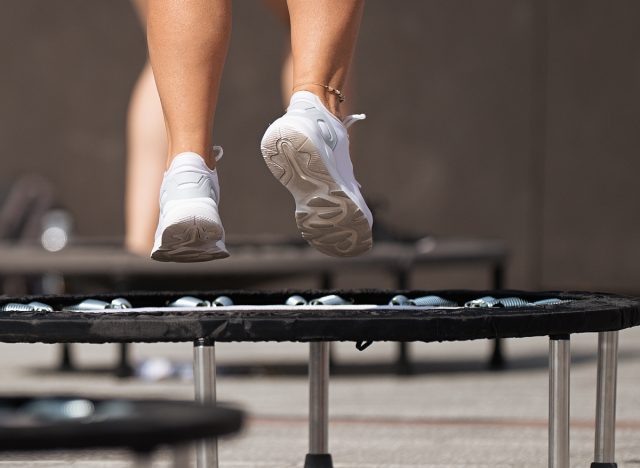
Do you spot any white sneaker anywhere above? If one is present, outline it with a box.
[260,91,373,257]
[151,149,229,262]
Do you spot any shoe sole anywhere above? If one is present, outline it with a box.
[151,215,228,263]
[261,125,372,257]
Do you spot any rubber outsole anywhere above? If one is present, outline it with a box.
[261,125,372,257]
[151,216,228,263]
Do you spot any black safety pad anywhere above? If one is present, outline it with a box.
[0,289,638,344]
[0,397,243,451]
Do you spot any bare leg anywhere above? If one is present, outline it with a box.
[147,0,231,168]
[125,0,167,255]
[287,0,364,119]
[261,0,294,105]
[125,63,166,255]
[283,47,354,114]
[262,0,356,110]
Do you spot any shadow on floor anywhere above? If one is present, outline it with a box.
[24,349,640,379]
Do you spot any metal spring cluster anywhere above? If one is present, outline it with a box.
[285,294,353,306]
[388,295,569,308]
[1,294,570,312]
[63,298,133,312]
[285,295,308,306]
[167,296,234,307]
[0,301,54,312]
[389,295,457,307]
[1,298,135,313]
[464,296,569,308]
[285,294,356,306]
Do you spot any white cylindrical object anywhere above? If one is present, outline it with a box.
[194,340,217,468]
[594,331,618,463]
[549,337,570,468]
[309,342,330,454]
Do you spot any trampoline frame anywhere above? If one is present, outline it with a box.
[0,289,635,468]
[190,332,619,468]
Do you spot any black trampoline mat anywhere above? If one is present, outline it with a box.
[0,289,638,344]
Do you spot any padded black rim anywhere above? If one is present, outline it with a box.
[0,397,243,451]
[0,289,638,344]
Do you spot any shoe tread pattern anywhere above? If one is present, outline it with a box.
[151,216,228,263]
[261,126,372,257]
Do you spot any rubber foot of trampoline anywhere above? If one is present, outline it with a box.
[488,339,506,371]
[304,454,333,468]
[115,365,135,379]
[590,463,617,468]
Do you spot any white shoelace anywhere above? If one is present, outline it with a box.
[212,146,224,162]
[342,113,366,129]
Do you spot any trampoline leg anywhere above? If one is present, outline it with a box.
[394,269,413,375]
[549,336,570,468]
[305,342,333,468]
[133,451,153,468]
[116,343,135,378]
[396,342,413,375]
[194,339,217,468]
[591,331,619,468]
[489,338,506,370]
[489,263,507,370]
[172,443,191,468]
[58,343,74,372]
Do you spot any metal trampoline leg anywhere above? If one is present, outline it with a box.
[549,335,570,468]
[194,339,217,468]
[489,338,506,370]
[116,343,135,378]
[489,263,507,370]
[172,443,191,468]
[133,451,153,468]
[59,343,75,372]
[305,342,333,468]
[591,331,619,468]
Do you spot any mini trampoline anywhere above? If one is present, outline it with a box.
[0,396,243,467]
[0,289,638,468]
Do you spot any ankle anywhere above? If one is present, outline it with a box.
[292,84,343,120]
[167,147,215,170]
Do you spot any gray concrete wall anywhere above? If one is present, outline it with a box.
[0,0,638,292]
[541,0,640,292]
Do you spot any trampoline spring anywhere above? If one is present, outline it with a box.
[495,297,531,308]
[167,296,211,308]
[389,295,411,306]
[286,295,308,306]
[3,303,33,311]
[212,296,234,307]
[533,298,569,306]
[410,295,458,307]
[27,301,54,312]
[309,294,351,305]
[0,302,52,312]
[109,298,132,309]
[62,298,131,312]
[63,299,111,312]
[465,296,500,308]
